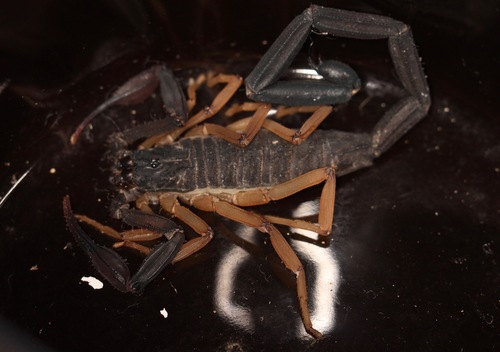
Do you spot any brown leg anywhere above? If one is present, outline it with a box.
[74,214,164,255]
[225,167,336,235]
[140,193,215,264]
[140,73,243,148]
[225,102,319,119]
[274,105,323,119]
[186,73,208,112]
[191,105,333,147]
[188,194,322,339]
[224,101,263,116]
[262,105,333,145]
[189,103,272,146]
[263,215,325,234]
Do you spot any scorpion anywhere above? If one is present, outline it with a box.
[63,5,430,339]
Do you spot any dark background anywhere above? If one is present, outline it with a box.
[0,0,499,351]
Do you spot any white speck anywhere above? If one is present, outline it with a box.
[261,39,268,45]
[443,106,450,113]
[435,212,439,216]
[81,276,104,289]
[30,265,39,271]
[160,308,168,318]
[169,281,178,294]
[49,168,56,174]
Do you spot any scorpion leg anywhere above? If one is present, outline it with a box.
[259,106,332,145]
[76,198,171,255]
[189,104,272,147]
[63,196,184,293]
[190,105,333,146]
[189,195,322,338]
[135,193,215,263]
[225,167,337,235]
[70,65,188,145]
[140,73,243,148]
[225,102,320,119]
[75,213,163,255]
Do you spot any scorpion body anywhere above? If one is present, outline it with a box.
[118,129,372,197]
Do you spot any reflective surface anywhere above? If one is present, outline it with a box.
[1,1,499,351]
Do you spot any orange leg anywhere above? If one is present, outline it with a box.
[225,102,320,119]
[140,73,243,148]
[187,103,272,146]
[262,105,333,145]
[186,73,208,113]
[219,167,337,236]
[187,194,322,339]
[134,193,215,264]
[187,105,333,147]
[75,214,163,255]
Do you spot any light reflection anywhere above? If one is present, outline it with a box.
[214,245,255,332]
[0,164,35,209]
[213,226,257,333]
[213,199,341,338]
[286,68,324,80]
[291,237,339,337]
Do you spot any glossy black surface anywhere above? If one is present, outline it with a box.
[1,1,498,351]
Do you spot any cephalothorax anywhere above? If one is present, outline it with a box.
[64,5,430,338]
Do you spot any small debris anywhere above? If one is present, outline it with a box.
[49,168,56,174]
[160,308,168,318]
[81,276,104,289]
[30,265,39,271]
[482,243,493,255]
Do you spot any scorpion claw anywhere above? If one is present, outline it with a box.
[63,196,185,293]
[63,196,132,292]
[130,230,184,292]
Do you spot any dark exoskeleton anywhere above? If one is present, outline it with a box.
[64,5,430,338]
